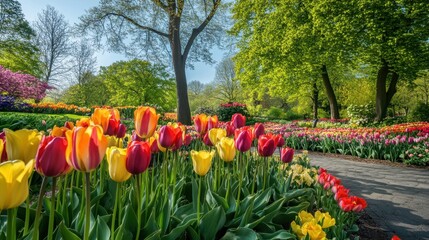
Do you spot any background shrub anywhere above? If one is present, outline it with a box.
[217,102,249,121]
[409,102,429,122]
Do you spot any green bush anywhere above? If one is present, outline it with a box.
[265,107,284,120]
[217,102,249,121]
[194,106,217,116]
[347,104,375,126]
[409,102,429,122]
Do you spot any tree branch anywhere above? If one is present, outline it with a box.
[101,12,169,38]
[182,0,221,62]
[152,0,169,11]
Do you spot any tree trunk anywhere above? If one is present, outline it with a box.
[170,16,192,125]
[321,65,340,120]
[312,81,319,120]
[376,60,399,121]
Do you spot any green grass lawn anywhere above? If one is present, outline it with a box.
[0,112,86,131]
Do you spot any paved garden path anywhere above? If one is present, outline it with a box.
[308,152,429,240]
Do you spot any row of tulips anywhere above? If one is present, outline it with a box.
[0,108,366,240]
[270,122,429,165]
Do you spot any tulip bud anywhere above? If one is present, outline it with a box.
[257,134,276,157]
[66,125,108,172]
[216,137,236,162]
[106,147,132,182]
[134,106,160,139]
[191,150,215,176]
[0,160,34,210]
[35,136,70,177]
[4,128,42,164]
[231,113,246,129]
[116,124,127,138]
[126,141,151,174]
[194,114,208,135]
[207,115,219,131]
[234,127,253,152]
[280,147,294,163]
[253,123,265,139]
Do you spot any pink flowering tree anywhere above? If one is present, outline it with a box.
[0,66,51,101]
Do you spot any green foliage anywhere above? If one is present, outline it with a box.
[409,102,429,122]
[193,106,217,116]
[99,59,176,111]
[0,112,82,131]
[264,107,284,120]
[217,103,249,121]
[347,104,375,126]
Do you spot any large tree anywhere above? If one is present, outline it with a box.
[78,0,228,124]
[0,0,42,76]
[99,59,177,110]
[33,5,71,85]
[231,0,351,120]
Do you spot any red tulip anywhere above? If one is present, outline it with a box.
[275,134,285,147]
[35,136,71,177]
[126,141,151,174]
[64,121,75,129]
[116,124,126,138]
[257,134,276,157]
[183,134,192,146]
[203,132,213,147]
[225,121,235,137]
[280,147,294,163]
[148,137,160,153]
[231,113,246,129]
[339,196,367,212]
[0,132,7,162]
[253,123,265,139]
[207,115,219,131]
[391,235,401,240]
[333,185,350,201]
[194,114,208,135]
[158,125,183,150]
[234,127,253,152]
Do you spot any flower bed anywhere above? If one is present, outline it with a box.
[0,109,366,240]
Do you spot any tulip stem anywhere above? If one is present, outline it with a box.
[7,208,17,240]
[33,176,48,240]
[235,152,243,216]
[135,175,142,240]
[84,172,91,240]
[48,177,56,240]
[197,176,202,224]
[111,182,121,240]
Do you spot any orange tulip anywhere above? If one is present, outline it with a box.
[91,108,121,136]
[66,125,108,172]
[194,114,208,135]
[134,106,159,138]
[207,115,219,131]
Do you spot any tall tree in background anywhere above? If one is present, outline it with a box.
[0,0,42,76]
[78,0,228,124]
[70,39,97,85]
[231,0,349,120]
[214,57,241,103]
[33,5,71,85]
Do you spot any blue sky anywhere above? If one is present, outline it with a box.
[18,0,225,83]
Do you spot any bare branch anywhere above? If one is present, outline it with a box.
[101,12,169,38]
[183,0,220,62]
[152,0,168,11]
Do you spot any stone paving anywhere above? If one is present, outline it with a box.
[308,152,429,240]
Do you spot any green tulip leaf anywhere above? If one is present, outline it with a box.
[258,230,295,240]
[162,215,196,240]
[239,197,255,227]
[114,224,133,240]
[59,221,81,240]
[200,206,226,240]
[143,211,160,236]
[210,191,229,211]
[122,204,138,235]
[220,227,258,240]
[89,216,110,240]
[253,188,272,212]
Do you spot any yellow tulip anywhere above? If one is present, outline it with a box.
[0,160,34,210]
[4,128,42,164]
[0,140,4,162]
[298,210,315,224]
[66,125,108,172]
[301,221,326,240]
[106,147,132,182]
[215,137,236,162]
[107,136,123,148]
[208,128,226,145]
[191,150,214,176]
[291,221,304,239]
[314,211,336,228]
[134,106,160,138]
